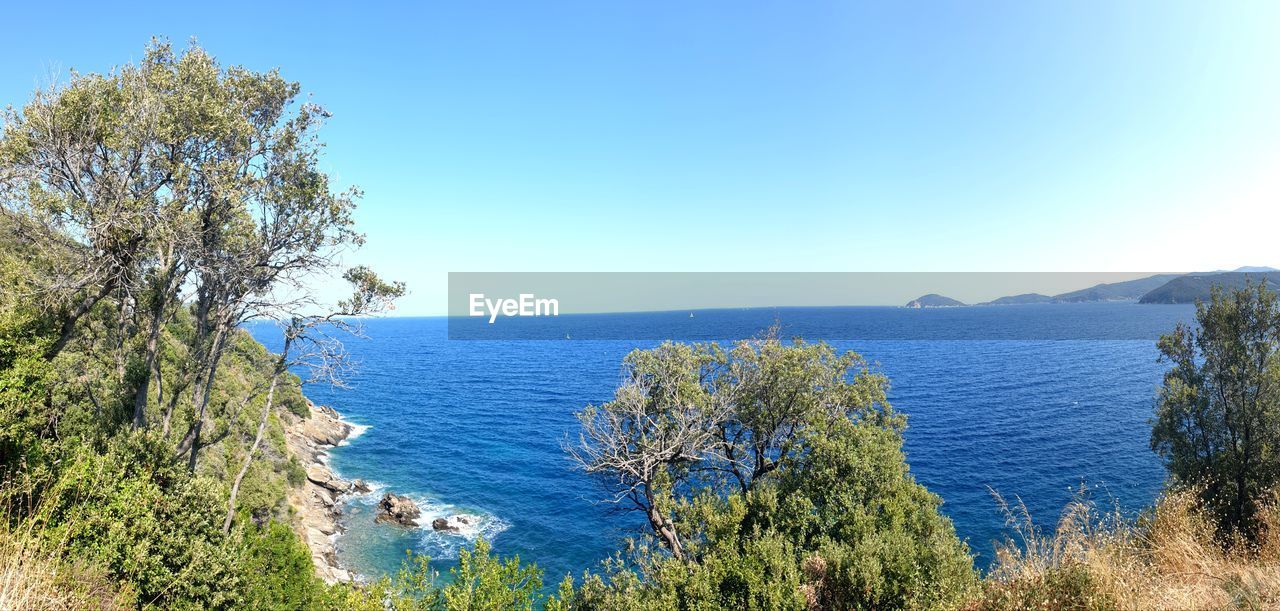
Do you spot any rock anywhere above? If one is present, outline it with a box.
[284,400,357,584]
[313,425,350,447]
[375,493,421,527]
[352,479,372,494]
[298,401,353,447]
[431,514,478,533]
[306,465,352,495]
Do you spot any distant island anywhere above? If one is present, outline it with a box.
[906,268,1279,308]
[905,294,967,308]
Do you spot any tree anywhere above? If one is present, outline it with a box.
[567,342,728,560]
[716,335,893,494]
[1152,282,1280,539]
[566,333,978,608]
[0,40,365,464]
[0,39,411,609]
[141,41,365,473]
[0,50,172,361]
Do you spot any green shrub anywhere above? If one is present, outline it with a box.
[313,538,544,611]
[774,417,979,609]
[240,521,328,609]
[0,309,54,464]
[37,435,243,608]
[443,538,543,610]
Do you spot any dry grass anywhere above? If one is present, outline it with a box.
[0,480,129,611]
[977,487,1280,610]
[0,525,127,610]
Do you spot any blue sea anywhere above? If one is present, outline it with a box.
[249,303,1196,587]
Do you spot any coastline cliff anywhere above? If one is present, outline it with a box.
[282,400,359,583]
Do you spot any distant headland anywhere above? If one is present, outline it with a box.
[907,268,1279,308]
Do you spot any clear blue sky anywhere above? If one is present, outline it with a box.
[3,2,1278,314]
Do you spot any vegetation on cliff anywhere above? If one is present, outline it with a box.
[0,39,419,608]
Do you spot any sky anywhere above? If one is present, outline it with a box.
[2,1,1278,315]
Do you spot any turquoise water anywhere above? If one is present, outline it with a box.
[249,303,1193,586]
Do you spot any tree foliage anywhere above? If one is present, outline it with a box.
[565,333,978,609]
[1152,282,1280,539]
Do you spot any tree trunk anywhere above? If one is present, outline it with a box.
[161,364,189,438]
[1237,418,1253,533]
[223,353,285,533]
[45,278,117,359]
[187,324,228,472]
[132,304,165,428]
[133,259,180,429]
[644,489,684,560]
[113,287,130,383]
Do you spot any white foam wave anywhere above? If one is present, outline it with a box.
[357,492,511,559]
[338,422,370,446]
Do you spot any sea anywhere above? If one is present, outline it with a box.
[247,302,1196,588]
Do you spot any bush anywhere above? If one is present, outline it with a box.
[240,522,328,609]
[38,436,243,607]
[0,309,54,464]
[443,538,543,610]
[314,538,544,611]
[776,417,978,609]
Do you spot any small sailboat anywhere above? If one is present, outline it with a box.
[689,312,695,318]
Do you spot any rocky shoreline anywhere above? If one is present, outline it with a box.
[282,400,364,584]
[282,400,473,584]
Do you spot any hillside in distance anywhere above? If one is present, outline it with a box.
[1052,274,1182,302]
[920,268,1278,308]
[979,293,1054,306]
[1139,271,1280,304]
[969,275,1179,306]
[906,294,966,308]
